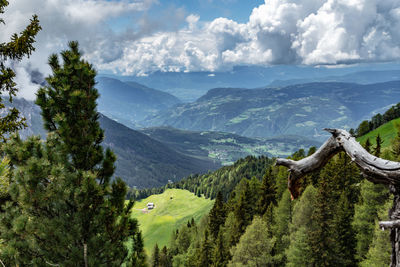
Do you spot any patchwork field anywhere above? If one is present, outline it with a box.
[130,189,214,254]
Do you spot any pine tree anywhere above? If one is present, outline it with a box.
[208,191,226,240]
[331,192,357,266]
[159,246,172,267]
[364,138,371,153]
[228,217,275,267]
[360,199,391,267]
[213,230,230,267]
[286,185,317,267]
[373,134,384,157]
[230,179,252,246]
[0,1,41,141]
[152,244,160,267]
[0,42,142,265]
[256,167,277,216]
[130,230,147,267]
[199,229,213,267]
[391,123,400,160]
[353,180,389,261]
[272,190,292,265]
[308,161,336,267]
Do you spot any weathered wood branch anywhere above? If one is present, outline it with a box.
[276,128,400,199]
[380,220,400,229]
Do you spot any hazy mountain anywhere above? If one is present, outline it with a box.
[269,70,400,87]
[102,64,400,101]
[143,81,400,140]
[96,77,181,128]
[11,98,218,188]
[141,126,321,165]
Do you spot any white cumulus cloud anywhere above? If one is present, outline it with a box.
[1,0,400,97]
[103,0,400,75]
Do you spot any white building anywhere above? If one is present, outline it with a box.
[147,203,154,210]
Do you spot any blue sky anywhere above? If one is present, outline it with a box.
[107,0,265,33]
[2,0,400,80]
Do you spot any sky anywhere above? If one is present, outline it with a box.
[1,0,400,99]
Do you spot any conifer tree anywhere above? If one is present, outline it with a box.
[360,199,391,267]
[230,179,252,246]
[228,217,275,267]
[373,134,383,157]
[308,161,336,266]
[364,138,371,153]
[272,190,292,265]
[208,191,226,240]
[286,185,317,267]
[353,180,389,261]
[331,192,357,266]
[213,230,230,267]
[152,244,160,267]
[130,230,147,267]
[256,167,277,216]
[159,246,172,267]
[391,123,400,160]
[0,42,143,265]
[0,1,41,141]
[199,229,213,267]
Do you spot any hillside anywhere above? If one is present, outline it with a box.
[141,126,320,165]
[269,69,400,87]
[96,77,181,128]
[131,189,214,254]
[10,98,219,188]
[357,118,400,149]
[143,81,400,140]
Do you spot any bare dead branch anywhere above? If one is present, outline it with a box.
[276,128,398,199]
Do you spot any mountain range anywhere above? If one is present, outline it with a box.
[104,66,400,101]
[143,81,400,140]
[96,77,181,129]
[11,98,319,188]
[12,98,217,188]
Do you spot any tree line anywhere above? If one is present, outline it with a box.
[149,132,400,266]
[354,102,400,137]
[0,3,146,265]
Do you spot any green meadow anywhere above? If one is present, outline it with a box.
[357,117,400,148]
[131,189,214,255]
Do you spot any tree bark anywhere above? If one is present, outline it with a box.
[275,128,400,266]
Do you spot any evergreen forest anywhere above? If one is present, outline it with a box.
[0,1,399,266]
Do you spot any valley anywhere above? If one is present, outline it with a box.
[143,81,400,140]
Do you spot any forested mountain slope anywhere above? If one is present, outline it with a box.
[144,81,400,140]
[143,111,400,266]
[141,126,320,165]
[96,77,181,128]
[10,98,219,188]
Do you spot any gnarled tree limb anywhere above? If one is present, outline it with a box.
[276,128,399,199]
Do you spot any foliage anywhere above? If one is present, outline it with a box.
[360,198,392,267]
[0,42,144,265]
[0,1,41,141]
[228,217,276,267]
[353,180,389,261]
[286,185,317,267]
[355,102,400,137]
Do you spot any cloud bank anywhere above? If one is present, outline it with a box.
[1,0,400,97]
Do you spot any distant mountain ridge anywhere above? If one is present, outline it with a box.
[96,77,181,128]
[143,81,400,140]
[10,98,218,188]
[269,70,400,87]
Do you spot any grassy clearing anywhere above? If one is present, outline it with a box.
[357,118,400,148]
[131,189,214,255]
